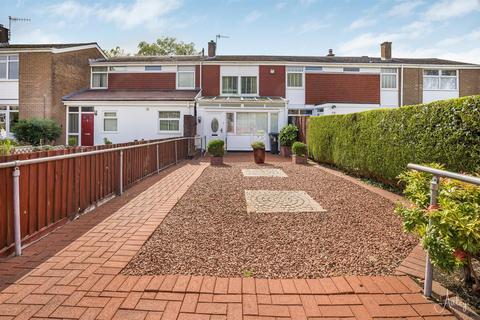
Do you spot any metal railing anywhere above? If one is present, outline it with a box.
[406,163,480,297]
[1,137,201,257]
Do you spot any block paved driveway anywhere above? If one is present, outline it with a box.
[0,160,455,319]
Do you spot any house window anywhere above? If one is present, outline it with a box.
[381,68,397,89]
[0,105,18,135]
[423,69,457,90]
[103,111,118,132]
[270,113,279,133]
[241,76,257,94]
[0,55,19,80]
[343,67,360,72]
[177,66,195,89]
[236,112,268,135]
[158,111,180,132]
[226,112,235,133]
[287,67,303,88]
[91,67,108,88]
[67,107,80,146]
[145,65,162,71]
[222,76,238,94]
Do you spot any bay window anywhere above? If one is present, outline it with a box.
[423,69,457,90]
[177,66,195,89]
[91,67,108,88]
[159,111,180,132]
[381,68,397,89]
[287,67,303,88]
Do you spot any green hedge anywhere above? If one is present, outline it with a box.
[307,96,480,186]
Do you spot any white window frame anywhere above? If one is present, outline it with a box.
[102,111,118,133]
[423,69,458,91]
[66,106,81,146]
[381,68,398,90]
[176,66,196,89]
[158,111,181,133]
[220,75,259,96]
[0,105,19,135]
[0,55,19,81]
[240,76,258,95]
[91,67,108,89]
[286,66,304,89]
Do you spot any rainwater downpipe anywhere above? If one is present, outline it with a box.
[400,64,404,106]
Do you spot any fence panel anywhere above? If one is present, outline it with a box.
[0,137,196,255]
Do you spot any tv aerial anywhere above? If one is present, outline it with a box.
[8,16,31,41]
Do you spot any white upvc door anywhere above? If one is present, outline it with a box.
[205,111,226,147]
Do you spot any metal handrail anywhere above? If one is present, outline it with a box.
[406,163,480,298]
[0,137,196,169]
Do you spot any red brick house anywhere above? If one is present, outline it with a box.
[63,40,480,150]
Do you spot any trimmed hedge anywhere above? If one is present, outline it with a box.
[307,96,480,186]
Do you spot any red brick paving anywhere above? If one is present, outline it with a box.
[0,158,454,319]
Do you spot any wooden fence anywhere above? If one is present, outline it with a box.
[0,137,197,255]
[291,116,309,144]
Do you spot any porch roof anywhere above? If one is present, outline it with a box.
[196,96,287,104]
[63,89,200,102]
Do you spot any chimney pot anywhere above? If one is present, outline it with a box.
[0,25,9,45]
[208,40,216,57]
[381,41,392,60]
[327,49,335,56]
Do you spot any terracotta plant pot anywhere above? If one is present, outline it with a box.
[210,156,223,165]
[253,148,265,164]
[280,146,291,157]
[292,154,307,165]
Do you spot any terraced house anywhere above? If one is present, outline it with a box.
[0,25,105,142]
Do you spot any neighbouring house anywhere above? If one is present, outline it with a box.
[0,25,105,144]
[63,40,480,151]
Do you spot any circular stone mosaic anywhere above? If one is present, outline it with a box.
[244,190,326,213]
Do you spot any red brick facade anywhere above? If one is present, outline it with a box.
[259,65,285,97]
[305,73,380,104]
[201,65,220,96]
[108,73,176,90]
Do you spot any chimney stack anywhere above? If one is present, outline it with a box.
[0,25,9,46]
[327,49,335,56]
[208,40,216,57]
[381,41,392,60]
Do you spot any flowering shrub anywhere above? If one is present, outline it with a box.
[395,164,480,292]
[0,129,13,156]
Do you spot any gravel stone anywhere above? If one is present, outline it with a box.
[122,162,417,278]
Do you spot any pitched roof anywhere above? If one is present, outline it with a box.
[0,42,98,49]
[63,89,200,102]
[92,54,476,66]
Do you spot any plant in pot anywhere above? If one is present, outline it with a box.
[278,124,298,157]
[207,139,225,165]
[251,141,266,164]
[291,142,308,164]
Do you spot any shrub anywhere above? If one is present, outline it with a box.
[396,164,480,288]
[307,96,480,186]
[12,118,61,146]
[251,141,265,149]
[103,137,112,145]
[292,142,307,156]
[68,136,78,147]
[279,124,298,147]
[207,139,224,157]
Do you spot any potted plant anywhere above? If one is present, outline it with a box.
[291,142,308,164]
[278,124,299,157]
[251,141,265,164]
[207,139,225,165]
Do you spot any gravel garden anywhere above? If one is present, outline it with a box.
[123,160,417,278]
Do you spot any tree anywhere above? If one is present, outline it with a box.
[137,37,197,56]
[105,46,128,57]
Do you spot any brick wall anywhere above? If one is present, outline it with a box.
[259,65,285,97]
[459,69,480,96]
[305,73,380,104]
[108,73,176,90]
[402,68,422,105]
[201,65,220,96]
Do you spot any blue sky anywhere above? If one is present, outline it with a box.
[4,0,480,63]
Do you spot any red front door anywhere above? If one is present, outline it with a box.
[81,114,94,146]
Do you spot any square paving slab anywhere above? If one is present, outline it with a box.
[241,168,288,177]
[244,190,326,213]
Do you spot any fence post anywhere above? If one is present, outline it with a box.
[156,144,160,174]
[119,151,124,195]
[12,162,21,256]
[175,140,178,164]
[424,175,439,297]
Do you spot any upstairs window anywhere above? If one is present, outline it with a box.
[241,76,257,94]
[381,68,397,89]
[0,55,19,80]
[423,69,457,90]
[286,67,303,88]
[159,111,180,132]
[177,66,195,89]
[91,67,108,88]
[222,76,238,94]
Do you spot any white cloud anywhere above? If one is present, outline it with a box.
[244,10,262,23]
[424,0,480,21]
[437,28,480,46]
[348,17,376,30]
[48,0,93,18]
[387,0,424,17]
[298,21,328,34]
[14,28,63,44]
